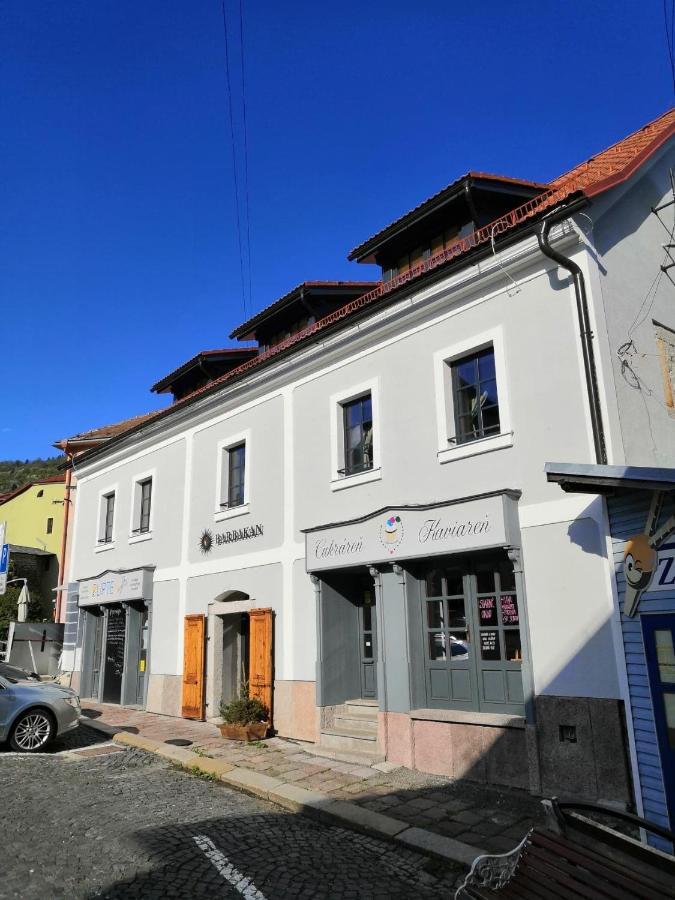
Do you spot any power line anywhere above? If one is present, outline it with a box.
[664,0,675,98]
[220,0,248,317]
[238,0,253,311]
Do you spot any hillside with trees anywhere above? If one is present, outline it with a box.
[0,456,66,494]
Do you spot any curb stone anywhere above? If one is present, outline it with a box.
[106,729,484,866]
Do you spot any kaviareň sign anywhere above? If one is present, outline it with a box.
[78,567,154,606]
[304,492,520,573]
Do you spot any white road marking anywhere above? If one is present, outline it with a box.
[193,835,268,900]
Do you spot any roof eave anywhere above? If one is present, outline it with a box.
[545,462,675,494]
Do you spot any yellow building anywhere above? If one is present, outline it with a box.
[0,475,66,556]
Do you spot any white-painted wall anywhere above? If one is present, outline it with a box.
[69,204,655,703]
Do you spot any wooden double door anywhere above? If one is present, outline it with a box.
[181,608,274,722]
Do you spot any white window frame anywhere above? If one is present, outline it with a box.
[329,377,382,491]
[433,327,513,465]
[94,484,118,552]
[128,469,156,544]
[214,429,251,522]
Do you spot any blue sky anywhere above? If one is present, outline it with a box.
[0,0,672,459]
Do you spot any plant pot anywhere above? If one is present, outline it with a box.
[218,721,269,742]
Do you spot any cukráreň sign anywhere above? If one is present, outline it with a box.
[303,492,520,572]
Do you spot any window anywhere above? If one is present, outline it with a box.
[451,346,500,444]
[131,478,153,536]
[99,493,115,544]
[341,394,373,476]
[138,479,152,533]
[224,443,246,509]
[37,489,44,498]
[46,517,53,534]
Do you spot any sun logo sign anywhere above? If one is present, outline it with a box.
[379,514,403,554]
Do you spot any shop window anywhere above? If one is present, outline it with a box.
[46,517,53,535]
[419,556,524,714]
[131,477,153,536]
[451,346,500,444]
[340,394,373,476]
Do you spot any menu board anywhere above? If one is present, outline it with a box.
[103,606,126,703]
[500,595,519,625]
[480,629,500,660]
[478,596,498,626]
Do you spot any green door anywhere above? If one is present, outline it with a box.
[421,556,524,714]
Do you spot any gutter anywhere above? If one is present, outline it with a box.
[537,212,608,465]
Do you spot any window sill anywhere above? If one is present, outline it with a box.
[409,708,525,729]
[128,532,153,545]
[214,503,250,523]
[330,466,382,492]
[438,431,513,464]
[94,542,116,554]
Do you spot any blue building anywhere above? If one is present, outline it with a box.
[547,463,675,851]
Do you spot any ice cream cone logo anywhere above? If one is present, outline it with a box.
[379,515,403,554]
[623,534,657,592]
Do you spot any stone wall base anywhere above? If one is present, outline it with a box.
[381,712,529,790]
[379,696,633,804]
[274,680,319,743]
[534,695,632,804]
[146,674,182,718]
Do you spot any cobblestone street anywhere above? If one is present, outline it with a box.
[82,702,545,854]
[0,740,464,899]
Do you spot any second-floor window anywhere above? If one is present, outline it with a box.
[46,517,54,535]
[132,478,152,535]
[224,443,246,509]
[341,394,373,476]
[451,346,500,444]
[101,493,115,543]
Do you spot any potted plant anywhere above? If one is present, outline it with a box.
[218,682,270,742]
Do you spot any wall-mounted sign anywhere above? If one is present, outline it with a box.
[622,491,675,617]
[199,523,264,555]
[79,568,153,606]
[304,492,519,573]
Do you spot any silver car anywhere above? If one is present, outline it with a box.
[0,669,80,752]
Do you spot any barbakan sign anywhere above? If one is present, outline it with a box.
[304,493,519,572]
[199,523,264,554]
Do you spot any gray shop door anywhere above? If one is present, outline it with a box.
[421,557,524,714]
[358,589,377,699]
[102,605,126,704]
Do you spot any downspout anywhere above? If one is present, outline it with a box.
[55,443,74,622]
[537,213,607,465]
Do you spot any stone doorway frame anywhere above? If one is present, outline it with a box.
[205,590,253,722]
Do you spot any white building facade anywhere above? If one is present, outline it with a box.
[63,111,675,807]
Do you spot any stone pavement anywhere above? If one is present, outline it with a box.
[81,702,546,860]
[1,744,465,898]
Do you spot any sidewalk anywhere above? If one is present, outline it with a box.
[80,702,546,866]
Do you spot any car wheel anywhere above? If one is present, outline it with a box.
[9,709,55,753]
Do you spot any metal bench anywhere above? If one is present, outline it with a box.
[455,799,675,899]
